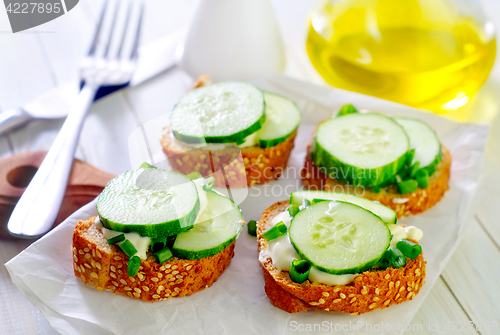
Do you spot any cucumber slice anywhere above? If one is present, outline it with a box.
[97,167,200,239]
[394,117,442,171]
[312,113,409,186]
[172,191,243,260]
[289,190,397,225]
[257,92,302,148]
[289,201,391,275]
[170,82,265,144]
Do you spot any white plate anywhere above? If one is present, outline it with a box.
[6,74,490,335]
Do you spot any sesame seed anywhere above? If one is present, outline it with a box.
[153,294,160,299]
[350,312,358,316]
[176,275,183,279]
[348,294,355,298]
[92,250,95,257]
[142,286,149,292]
[84,253,91,259]
[84,248,89,252]
[74,264,80,272]
[172,271,179,275]
[416,269,421,276]
[181,272,188,276]
[399,286,405,293]
[350,298,356,303]
[159,266,166,271]
[73,255,78,262]
[361,289,368,295]
[91,260,95,267]
[395,294,400,300]
[110,266,116,272]
[172,265,178,270]
[375,288,380,295]
[165,293,170,297]
[120,279,127,285]
[165,264,171,269]
[80,265,85,273]
[112,281,118,287]
[127,292,133,298]
[319,299,325,304]
[174,287,180,292]
[79,250,84,255]
[186,265,192,271]
[373,297,379,302]
[133,293,140,298]
[158,285,165,291]
[415,284,419,291]
[84,263,91,268]
[309,302,318,306]
[137,273,144,280]
[333,299,341,303]
[407,287,412,292]
[80,275,86,283]
[130,278,136,283]
[340,293,346,299]
[325,308,329,311]
[124,287,132,291]
[384,299,390,306]
[134,288,141,294]
[322,292,329,297]
[175,279,183,284]
[384,274,390,280]
[369,303,377,309]
[333,287,341,293]
[407,292,413,299]
[114,256,122,261]
[396,281,400,288]
[96,262,101,270]
[165,270,171,274]
[90,272,98,279]
[97,250,102,258]
[118,270,123,275]
[389,281,394,289]
[157,273,163,278]
[72,247,77,254]
[151,277,158,283]
[110,272,117,279]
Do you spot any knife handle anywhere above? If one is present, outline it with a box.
[0,109,33,136]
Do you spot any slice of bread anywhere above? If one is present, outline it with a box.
[302,144,451,218]
[257,201,426,314]
[161,128,297,187]
[72,217,235,301]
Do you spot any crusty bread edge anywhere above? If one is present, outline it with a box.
[257,201,426,314]
[72,217,236,302]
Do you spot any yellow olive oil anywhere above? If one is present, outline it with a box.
[306,0,496,112]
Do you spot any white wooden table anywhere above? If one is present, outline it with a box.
[1,1,500,334]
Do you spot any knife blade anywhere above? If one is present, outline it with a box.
[0,29,184,136]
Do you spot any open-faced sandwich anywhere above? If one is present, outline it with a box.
[302,104,451,217]
[161,77,302,187]
[72,163,244,301]
[257,190,425,314]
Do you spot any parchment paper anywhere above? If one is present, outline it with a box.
[5,74,490,335]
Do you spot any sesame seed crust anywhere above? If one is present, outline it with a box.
[73,217,236,302]
[301,138,451,218]
[258,201,426,314]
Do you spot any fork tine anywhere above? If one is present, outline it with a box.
[115,1,133,60]
[88,0,109,56]
[129,1,145,61]
[103,0,121,59]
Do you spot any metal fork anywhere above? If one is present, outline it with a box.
[7,0,144,238]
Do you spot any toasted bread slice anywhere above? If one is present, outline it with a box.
[72,217,235,301]
[301,144,451,218]
[257,201,426,314]
[161,128,297,187]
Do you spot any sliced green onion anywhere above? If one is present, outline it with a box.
[120,240,137,257]
[426,165,436,176]
[139,162,156,169]
[396,239,422,260]
[300,199,311,210]
[416,168,429,188]
[337,104,359,117]
[390,248,406,268]
[154,247,173,264]
[262,221,287,241]
[410,161,420,179]
[377,251,392,270]
[186,171,202,180]
[407,149,415,166]
[247,220,257,237]
[397,179,418,194]
[289,259,311,284]
[127,256,141,277]
[107,234,125,245]
[311,198,328,204]
[287,205,300,217]
[202,176,215,192]
[396,174,403,183]
[166,235,177,249]
[372,185,381,193]
[151,237,167,253]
